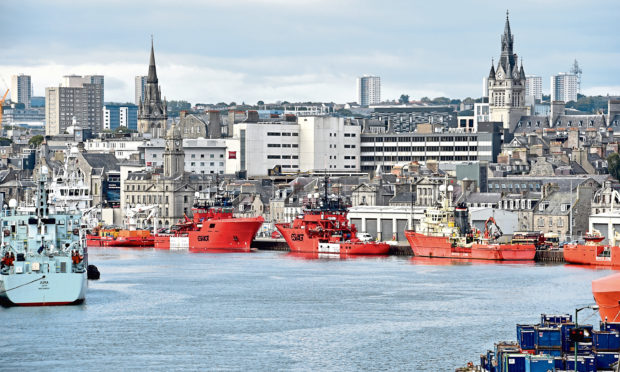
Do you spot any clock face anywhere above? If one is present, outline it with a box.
[497,71,503,79]
[175,141,180,146]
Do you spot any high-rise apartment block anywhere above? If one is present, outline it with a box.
[357,76,381,106]
[551,73,578,103]
[103,104,138,131]
[11,74,32,108]
[135,75,147,104]
[525,75,542,101]
[45,75,104,135]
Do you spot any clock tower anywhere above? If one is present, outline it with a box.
[163,123,184,178]
[487,11,528,130]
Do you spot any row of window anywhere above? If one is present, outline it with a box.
[268,143,299,148]
[361,146,477,152]
[360,155,478,162]
[267,132,299,136]
[344,133,357,137]
[537,217,564,228]
[267,155,299,159]
[188,162,224,167]
[360,136,478,143]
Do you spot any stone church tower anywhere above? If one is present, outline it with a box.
[488,11,529,130]
[138,40,168,138]
[163,124,184,178]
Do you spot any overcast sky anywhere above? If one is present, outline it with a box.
[1,0,618,104]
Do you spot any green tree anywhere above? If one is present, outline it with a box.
[608,153,620,181]
[257,100,264,106]
[398,94,410,104]
[420,97,431,103]
[431,97,451,105]
[28,135,44,147]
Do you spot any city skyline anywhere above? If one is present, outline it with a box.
[1,1,619,104]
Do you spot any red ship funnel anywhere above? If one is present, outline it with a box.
[592,273,620,322]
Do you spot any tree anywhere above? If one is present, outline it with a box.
[28,135,44,147]
[608,153,620,181]
[398,94,410,104]
[431,97,451,105]
[420,97,431,103]
[257,100,264,106]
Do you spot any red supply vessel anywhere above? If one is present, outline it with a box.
[593,273,620,322]
[153,196,263,252]
[275,177,390,256]
[563,230,619,266]
[404,193,535,261]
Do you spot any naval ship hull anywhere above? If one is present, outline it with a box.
[0,270,87,306]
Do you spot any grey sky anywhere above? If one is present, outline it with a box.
[1,0,618,104]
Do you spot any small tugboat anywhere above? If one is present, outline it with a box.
[275,176,390,256]
[0,166,87,306]
[154,193,264,252]
[404,184,535,260]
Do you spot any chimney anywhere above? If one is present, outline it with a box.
[550,101,565,124]
[179,110,187,119]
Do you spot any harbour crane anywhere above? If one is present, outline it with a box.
[0,89,8,134]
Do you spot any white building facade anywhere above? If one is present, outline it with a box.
[143,138,227,175]
[135,75,147,105]
[551,73,578,103]
[357,76,381,106]
[525,75,542,101]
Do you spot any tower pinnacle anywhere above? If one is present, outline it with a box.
[147,37,158,84]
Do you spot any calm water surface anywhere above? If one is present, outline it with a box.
[1,249,614,371]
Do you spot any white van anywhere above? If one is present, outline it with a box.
[357,233,373,242]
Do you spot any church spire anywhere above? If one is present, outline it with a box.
[504,10,512,41]
[147,36,158,84]
[489,59,496,79]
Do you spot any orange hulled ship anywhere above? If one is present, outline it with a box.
[593,272,620,322]
[404,190,535,260]
[275,177,390,256]
[563,229,620,266]
[153,195,263,252]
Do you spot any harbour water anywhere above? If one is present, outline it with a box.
[1,249,614,371]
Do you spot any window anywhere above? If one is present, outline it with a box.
[210,162,214,166]
[267,132,281,136]
[191,154,196,158]
[210,154,214,158]
[548,217,553,227]
[538,218,544,227]
[558,219,563,227]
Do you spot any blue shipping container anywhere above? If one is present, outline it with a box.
[594,330,620,351]
[536,348,562,357]
[525,355,554,372]
[565,356,596,372]
[553,356,564,370]
[536,327,562,348]
[519,331,536,351]
[541,313,571,325]
[601,321,620,333]
[595,351,620,369]
[503,354,527,372]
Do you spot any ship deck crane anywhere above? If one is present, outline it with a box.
[484,217,503,240]
[125,204,159,234]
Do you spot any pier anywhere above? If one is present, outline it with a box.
[534,249,565,262]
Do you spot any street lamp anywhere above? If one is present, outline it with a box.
[573,304,599,372]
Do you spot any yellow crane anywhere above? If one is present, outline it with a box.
[0,89,8,134]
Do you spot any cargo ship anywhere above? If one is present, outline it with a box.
[153,195,264,252]
[275,177,390,256]
[0,166,87,306]
[563,229,620,266]
[404,191,535,260]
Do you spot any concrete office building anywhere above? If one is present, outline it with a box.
[357,75,381,106]
[45,75,104,135]
[11,74,32,108]
[551,73,578,103]
[135,75,147,105]
[525,75,542,101]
